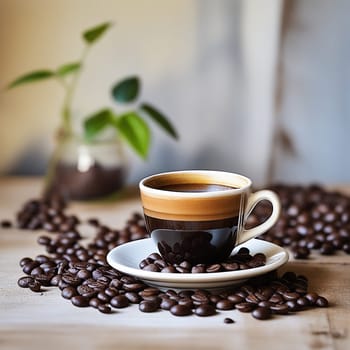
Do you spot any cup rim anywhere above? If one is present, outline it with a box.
[139,170,252,198]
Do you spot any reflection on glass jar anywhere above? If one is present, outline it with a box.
[44,135,128,200]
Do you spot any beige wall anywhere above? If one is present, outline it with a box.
[0,0,197,174]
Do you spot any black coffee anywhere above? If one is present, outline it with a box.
[145,215,239,264]
[155,183,237,193]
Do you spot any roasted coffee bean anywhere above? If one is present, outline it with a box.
[282,292,300,301]
[227,294,244,304]
[62,286,77,299]
[161,266,177,273]
[18,276,34,288]
[62,274,81,287]
[178,299,194,309]
[195,304,216,317]
[206,264,221,273]
[71,295,89,307]
[270,304,289,315]
[292,247,310,259]
[305,292,319,305]
[160,298,178,310]
[22,261,40,274]
[37,236,51,246]
[125,292,141,304]
[236,302,255,313]
[110,295,129,308]
[139,300,159,313]
[89,298,101,308]
[143,264,160,272]
[76,269,92,280]
[28,280,41,292]
[34,273,54,286]
[252,307,271,320]
[316,296,329,307]
[77,285,98,298]
[139,249,266,273]
[19,257,33,267]
[170,304,192,316]
[98,304,112,314]
[1,219,12,228]
[245,294,260,304]
[286,300,299,312]
[97,291,110,303]
[224,317,235,324]
[123,283,146,292]
[320,243,334,255]
[216,300,235,310]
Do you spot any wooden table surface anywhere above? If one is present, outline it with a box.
[0,178,349,350]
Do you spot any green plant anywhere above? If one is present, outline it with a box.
[7,22,178,159]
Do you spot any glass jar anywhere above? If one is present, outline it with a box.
[44,135,128,200]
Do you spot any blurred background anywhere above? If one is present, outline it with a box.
[0,0,349,187]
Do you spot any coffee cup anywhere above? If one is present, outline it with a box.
[139,170,281,264]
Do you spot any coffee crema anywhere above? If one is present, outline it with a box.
[155,183,237,193]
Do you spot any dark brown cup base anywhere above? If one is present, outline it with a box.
[139,247,267,273]
[144,215,239,264]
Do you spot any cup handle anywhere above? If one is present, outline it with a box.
[236,190,281,246]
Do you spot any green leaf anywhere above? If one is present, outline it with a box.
[84,108,114,140]
[83,22,112,44]
[56,62,81,77]
[8,70,54,89]
[140,103,178,139]
[114,112,150,159]
[112,76,140,103]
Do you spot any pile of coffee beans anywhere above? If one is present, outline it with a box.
[248,184,350,259]
[13,193,329,321]
[139,248,266,273]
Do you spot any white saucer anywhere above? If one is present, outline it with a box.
[106,238,289,290]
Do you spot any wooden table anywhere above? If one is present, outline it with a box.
[0,178,349,350]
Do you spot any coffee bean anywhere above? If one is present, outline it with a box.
[19,257,33,267]
[292,247,310,259]
[224,317,235,324]
[270,304,289,314]
[62,287,77,299]
[161,266,177,273]
[71,295,89,307]
[143,264,160,272]
[227,294,244,304]
[97,291,110,303]
[252,307,271,320]
[124,292,141,304]
[139,300,159,313]
[22,261,40,274]
[160,298,178,310]
[216,300,235,310]
[236,302,255,313]
[320,243,334,255]
[170,304,192,316]
[316,296,329,307]
[195,304,216,316]
[89,298,101,308]
[17,276,34,288]
[206,264,221,273]
[282,292,300,301]
[110,295,129,308]
[98,304,112,314]
[1,219,12,228]
[28,280,41,292]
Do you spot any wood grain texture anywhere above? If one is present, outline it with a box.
[0,178,349,350]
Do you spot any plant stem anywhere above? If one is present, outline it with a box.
[61,45,90,136]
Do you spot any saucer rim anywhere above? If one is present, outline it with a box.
[106,238,289,284]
